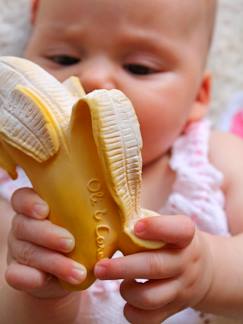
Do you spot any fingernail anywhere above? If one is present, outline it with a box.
[134,221,145,235]
[60,237,75,252]
[94,262,108,278]
[69,263,86,285]
[33,202,49,218]
[55,227,75,251]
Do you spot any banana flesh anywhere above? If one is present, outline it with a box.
[0,56,164,290]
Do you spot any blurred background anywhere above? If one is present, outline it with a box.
[209,0,243,126]
[0,0,242,127]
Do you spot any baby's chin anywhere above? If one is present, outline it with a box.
[142,148,167,169]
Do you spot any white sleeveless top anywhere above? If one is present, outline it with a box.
[1,119,237,323]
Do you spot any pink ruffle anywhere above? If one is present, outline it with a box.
[161,119,228,236]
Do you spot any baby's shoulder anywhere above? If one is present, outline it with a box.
[209,130,243,157]
[209,131,243,233]
[209,130,243,187]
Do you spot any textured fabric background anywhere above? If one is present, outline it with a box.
[0,0,243,126]
[209,0,243,126]
[0,0,31,56]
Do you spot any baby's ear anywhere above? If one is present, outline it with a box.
[187,72,212,123]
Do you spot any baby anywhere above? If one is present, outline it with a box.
[1,0,243,323]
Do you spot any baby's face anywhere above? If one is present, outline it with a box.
[25,0,210,166]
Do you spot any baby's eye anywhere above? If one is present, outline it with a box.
[48,55,80,66]
[123,63,157,76]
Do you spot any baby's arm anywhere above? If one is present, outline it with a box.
[210,131,243,234]
[195,131,243,313]
[0,188,86,324]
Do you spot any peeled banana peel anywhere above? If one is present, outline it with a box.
[0,56,164,290]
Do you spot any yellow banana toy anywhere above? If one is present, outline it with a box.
[0,56,163,290]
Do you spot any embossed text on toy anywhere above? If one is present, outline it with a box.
[87,178,110,259]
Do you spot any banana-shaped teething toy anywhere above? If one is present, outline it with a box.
[0,56,163,290]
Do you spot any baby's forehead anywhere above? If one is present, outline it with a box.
[153,0,216,51]
[33,0,208,31]
[32,0,209,23]
[154,0,210,35]
[33,0,214,55]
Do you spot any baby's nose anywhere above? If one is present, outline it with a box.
[77,59,116,93]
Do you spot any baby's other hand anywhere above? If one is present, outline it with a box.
[6,188,87,299]
[95,215,213,323]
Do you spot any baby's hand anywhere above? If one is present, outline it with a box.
[95,215,213,323]
[5,188,87,299]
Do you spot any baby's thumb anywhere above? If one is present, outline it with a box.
[134,214,195,248]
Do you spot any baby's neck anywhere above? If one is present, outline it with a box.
[141,154,175,213]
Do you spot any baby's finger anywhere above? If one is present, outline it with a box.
[10,238,86,285]
[5,260,50,291]
[124,301,184,324]
[11,188,49,219]
[6,261,69,298]
[120,278,180,310]
[95,250,184,280]
[134,215,195,248]
[12,214,75,253]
